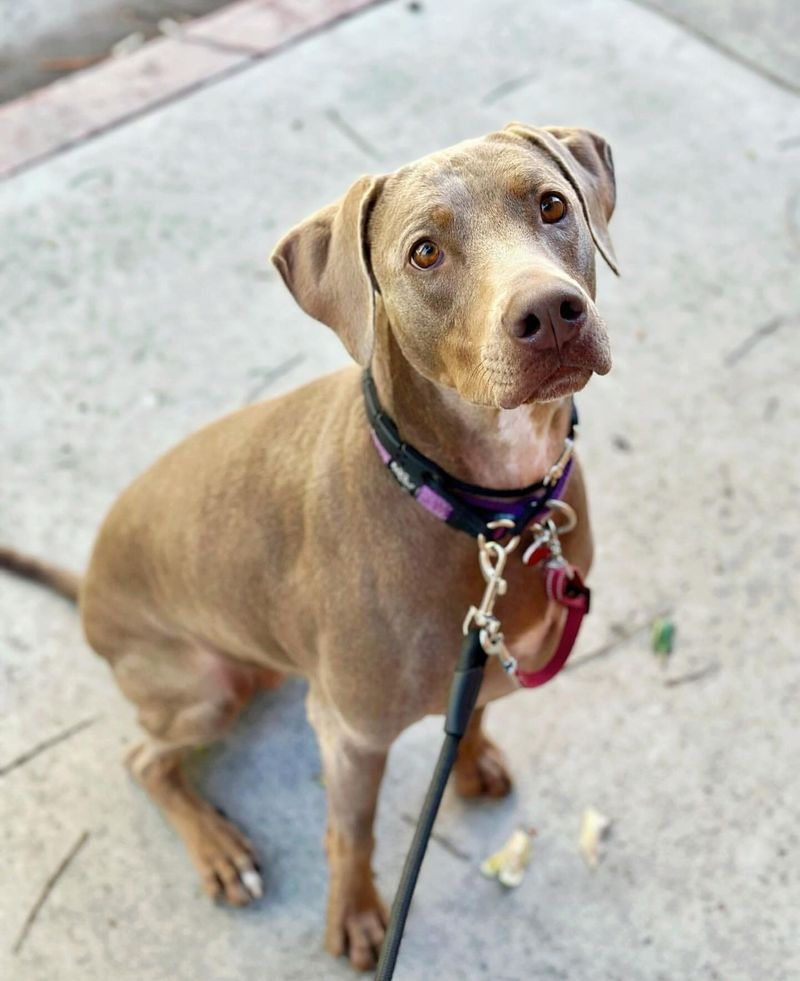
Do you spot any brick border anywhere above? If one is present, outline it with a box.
[0,0,381,180]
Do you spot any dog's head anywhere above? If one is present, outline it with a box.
[272,123,617,408]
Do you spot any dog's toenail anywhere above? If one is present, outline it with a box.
[241,869,263,898]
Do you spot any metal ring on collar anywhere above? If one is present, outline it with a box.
[544,499,577,535]
[476,519,520,583]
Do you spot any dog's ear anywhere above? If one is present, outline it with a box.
[271,175,385,365]
[504,123,618,275]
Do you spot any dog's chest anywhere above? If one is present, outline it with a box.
[460,407,567,488]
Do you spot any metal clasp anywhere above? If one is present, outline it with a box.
[521,500,577,565]
[462,519,519,634]
[462,520,521,681]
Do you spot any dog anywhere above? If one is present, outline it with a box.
[0,122,617,971]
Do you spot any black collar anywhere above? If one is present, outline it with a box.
[363,368,578,538]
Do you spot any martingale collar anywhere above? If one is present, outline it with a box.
[363,368,578,539]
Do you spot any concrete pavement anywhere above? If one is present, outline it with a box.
[1,1,798,979]
[637,0,800,91]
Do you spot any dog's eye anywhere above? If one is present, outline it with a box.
[540,193,566,224]
[410,239,443,270]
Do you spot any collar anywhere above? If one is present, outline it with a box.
[363,368,578,539]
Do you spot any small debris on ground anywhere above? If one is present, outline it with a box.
[651,616,675,664]
[612,434,633,452]
[579,808,612,868]
[480,826,536,887]
[158,18,182,38]
[12,830,90,954]
[111,32,145,58]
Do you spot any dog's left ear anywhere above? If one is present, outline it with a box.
[505,123,619,275]
[271,175,385,365]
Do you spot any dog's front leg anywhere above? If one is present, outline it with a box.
[453,704,513,799]
[307,689,389,971]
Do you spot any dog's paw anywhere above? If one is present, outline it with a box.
[190,807,264,907]
[454,736,513,799]
[326,889,388,971]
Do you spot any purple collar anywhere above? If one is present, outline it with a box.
[363,369,578,539]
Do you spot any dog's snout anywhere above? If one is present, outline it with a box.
[559,296,585,323]
[516,312,542,340]
[504,285,587,346]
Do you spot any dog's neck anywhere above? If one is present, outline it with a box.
[369,317,572,490]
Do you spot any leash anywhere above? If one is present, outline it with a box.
[376,512,590,980]
[376,522,518,980]
[367,373,592,979]
[376,627,487,979]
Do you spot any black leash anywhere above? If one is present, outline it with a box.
[375,628,487,980]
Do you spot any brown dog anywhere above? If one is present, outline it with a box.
[0,123,616,971]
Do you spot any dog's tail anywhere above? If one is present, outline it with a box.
[0,547,81,603]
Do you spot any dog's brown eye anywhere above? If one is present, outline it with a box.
[410,239,442,269]
[540,193,566,223]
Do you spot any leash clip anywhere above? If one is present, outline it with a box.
[522,500,577,566]
[479,625,520,683]
[462,519,519,635]
[463,521,522,685]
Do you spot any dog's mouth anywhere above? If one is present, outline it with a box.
[497,350,609,408]
[523,325,612,405]
[524,364,594,404]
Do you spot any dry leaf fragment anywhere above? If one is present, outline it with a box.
[579,807,611,868]
[480,827,536,888]
[158,18,182,37]
[111,33,145,58]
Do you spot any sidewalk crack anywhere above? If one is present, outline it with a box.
[325,107,381,161]
[628,0,800,95]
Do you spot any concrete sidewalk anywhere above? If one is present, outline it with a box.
[1,1,798,979]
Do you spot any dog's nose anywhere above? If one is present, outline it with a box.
[504,285,587,348]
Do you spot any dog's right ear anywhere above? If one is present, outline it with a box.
[271,175,385,365]
[504,123,619,276]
